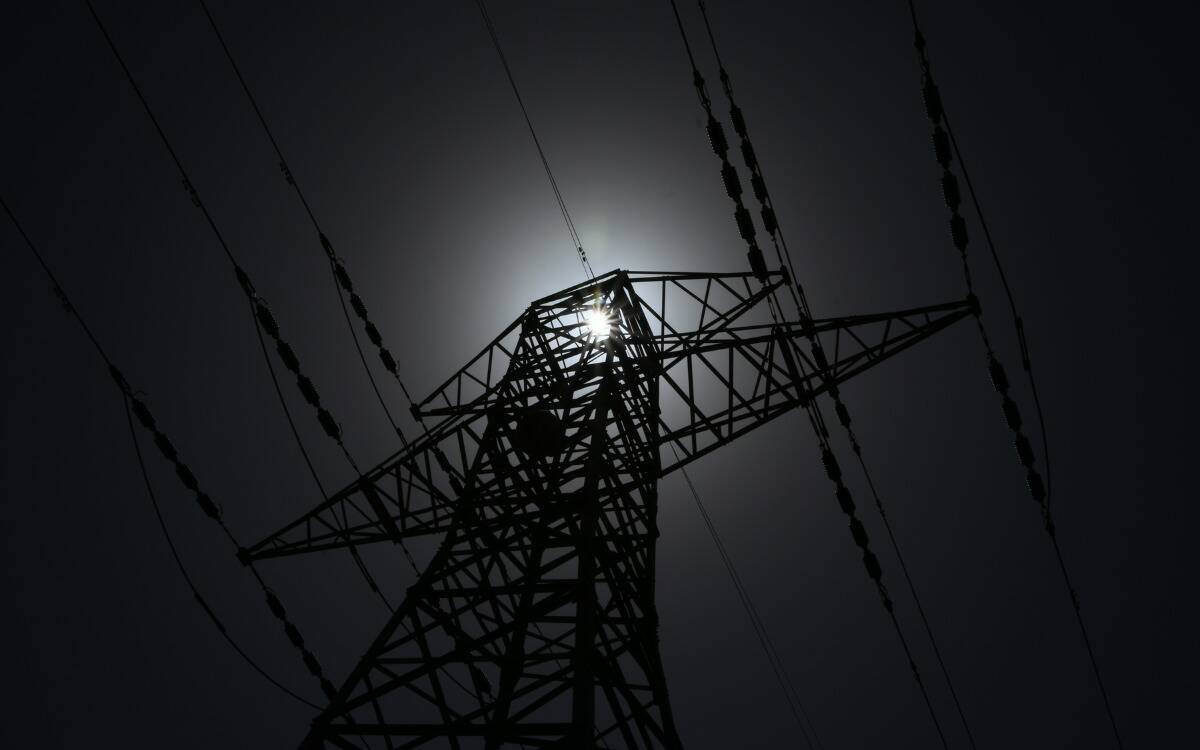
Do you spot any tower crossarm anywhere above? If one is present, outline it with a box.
[241,268,969,747]
[652,298,973,474]
[244,271,969,565]
[241,423,466,561]
[411,270,791,421]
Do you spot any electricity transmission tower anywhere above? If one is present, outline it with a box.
[246,268,969,748]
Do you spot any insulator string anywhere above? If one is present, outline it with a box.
[3,192,337,704]
[195,0,420,445]
[664,3,951,747]
[122,395,323,710]
[905,2,1122,746]
[665,0,772,285]
[85,1,424,603]
[689,6,981,742]
[695,0,806,320]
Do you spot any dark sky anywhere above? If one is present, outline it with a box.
[2,1,1195,747]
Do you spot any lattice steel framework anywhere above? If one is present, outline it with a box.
[252,269,969,748]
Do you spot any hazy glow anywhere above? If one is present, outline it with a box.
[586,307,614,339]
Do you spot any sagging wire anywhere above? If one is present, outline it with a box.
[194,4,537,722]
[693,1,980,745]
[903,0,1054,508]
[2,192,331,708]
[664,0,772,287]
[195,0,414,446]
[664,2,951,746]
[694,0,805,319]
[194,0,480,582]
[474,0,595,280]
[905,3,1121,746]
[85,0,419,608]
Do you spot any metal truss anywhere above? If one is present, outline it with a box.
[255,269,968,748]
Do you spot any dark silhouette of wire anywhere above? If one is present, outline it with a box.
[194,0,412,444]
[473,0,594,279]
[943,118,1053,501]
[194,0,454,584]
[247,295,330,498]
[85,0,413,602]
[2,194,113,369]
[905,3,1121,747]
[670,447,822,750]
[665,3,951,745]
[122,395,323,710]
[851,449,977,748]
[903,0,1053,511]
[1046,521,1123,744]
[689,7,979,741]
[3,192,325,712]
[82,0,323,476]
[693,0,806,319]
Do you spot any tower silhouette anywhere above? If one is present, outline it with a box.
[244,269,968,748]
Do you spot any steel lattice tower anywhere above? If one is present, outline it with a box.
[246,269,969,748]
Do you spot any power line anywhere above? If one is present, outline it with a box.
[904,0,1053,511]
[664,3,952,746]
[85,0,422,598]
[192,1,472,582]
[663,0,771,286]
[694,0,806,320]
[473,0,595,279]
[84,0,349,466]
[195,0,415,445]
[904,3,1122,746]
[670,446,823,749]
[122,395,323,711]
[850,447,978,748]
[689,11,981,740]
[2,191,332,708]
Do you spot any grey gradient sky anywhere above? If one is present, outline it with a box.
[1,1,1195,747]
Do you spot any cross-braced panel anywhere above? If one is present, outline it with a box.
[307,275,682,748]
[247,269,968,748]
[248,271,968,563]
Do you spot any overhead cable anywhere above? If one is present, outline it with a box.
[904,3,1122,746]
[664,2,952,746]
[2,192,331,707]
[473,0,595,280]
[122,396,323,710]
[671,447,823,750]
[196,0,416,444]
[85,1,423,597]
[692,2,980,745]
[904,0,1054,510]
